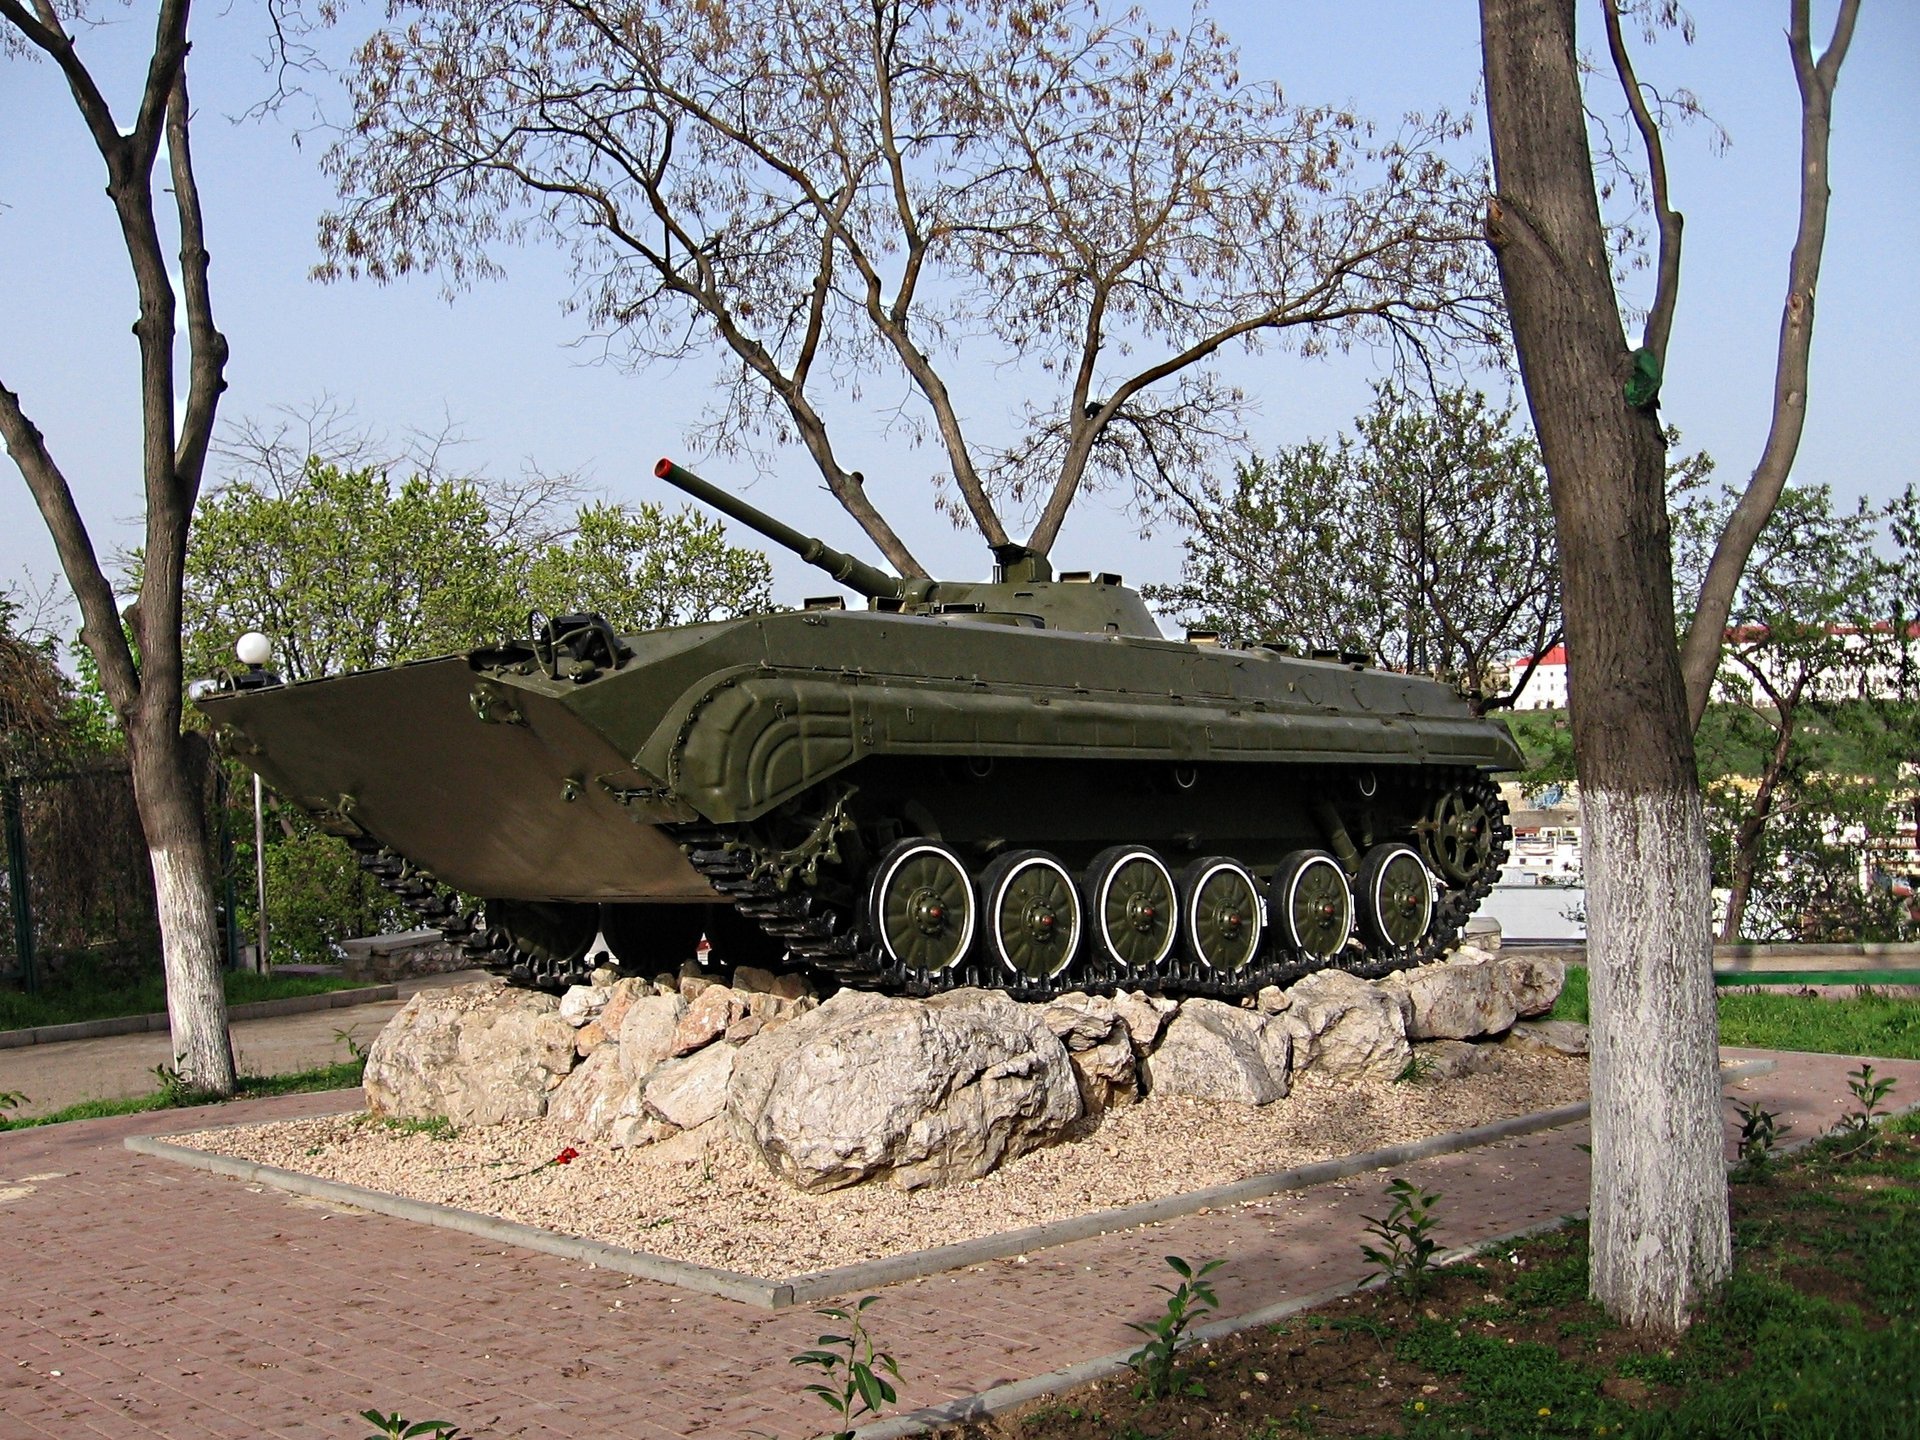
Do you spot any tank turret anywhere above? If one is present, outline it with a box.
[656,459,1163,638]
[199,458,1519,1002]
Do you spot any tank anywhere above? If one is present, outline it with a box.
[196,459,1519,1001]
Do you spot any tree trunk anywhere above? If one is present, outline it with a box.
[128,715,234,1093]
[1481,0,1727,1333]
[1719,708,1796,945]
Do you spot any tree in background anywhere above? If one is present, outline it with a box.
[1678,484,1912,942]
[1479,0,1859,1331]
[0,0,236,1093]
[1681,491,1920,948]
[526,503,774,631]
[1146,384,1560,712]
[319,0,1500,571]
[182,461,519,684]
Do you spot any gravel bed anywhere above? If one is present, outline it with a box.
[167,1051,1588,1278]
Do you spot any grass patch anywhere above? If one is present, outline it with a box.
[1547,966,1920,1060]
[1717,989,1920,1060]
[957,1100,1920,1440]
[0,969,361,1032]
[0,1058,364,1130]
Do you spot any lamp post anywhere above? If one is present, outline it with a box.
[235,631,273,973]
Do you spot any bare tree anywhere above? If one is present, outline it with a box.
[318,0,1501,571]
[0,0,235,1092]
[1478,0,1859,1333]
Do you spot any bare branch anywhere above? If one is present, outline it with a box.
[1602,0,1682,362]
[1677,0,1861,727]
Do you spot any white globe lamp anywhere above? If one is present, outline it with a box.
[235,631,272,667]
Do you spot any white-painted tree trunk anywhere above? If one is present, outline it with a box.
[131,729,236,1096]
[1584,786,1729,1333]
[151,837,234,1091]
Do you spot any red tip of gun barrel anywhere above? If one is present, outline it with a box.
[654,457,674,478]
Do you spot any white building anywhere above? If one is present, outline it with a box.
[1506,644,1569,710]
[1508,625,1920,712]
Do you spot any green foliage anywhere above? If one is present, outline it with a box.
[1716,989,1920,1061]
[1555,968,1920,1061]
[1833,1062,1898,1157]
[1677,482,1920,943]
[1148,384,1560,708]
[1360,1177,1443,1300]
[178,458,773,685]
[1124,1255,1224,1401]
[1502,709,1577,800]
[0,1057,365,1131]
[225,814,415,966]
[178,461,519,683]
[790,1295,902,1439]
[525,501,772,630]
[0,1089,25,1113]
[359,1410,463,1439]
[1730,1098,1790,1177]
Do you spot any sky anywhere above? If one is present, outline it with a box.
[1,2,1915,654]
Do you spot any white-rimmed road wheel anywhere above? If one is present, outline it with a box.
[1268,848,1354,963]
[1085,845,1178,976]
[979,849,1082,980]
[870,838,975,973]
[1356,843,1434,953]
[1178,857,1265,973]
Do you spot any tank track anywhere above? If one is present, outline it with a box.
[342,837,596,991]
[671,769,1510,1003]
[345,771,1507,1002]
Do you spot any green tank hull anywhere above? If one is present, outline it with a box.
[198,464,1519,1000]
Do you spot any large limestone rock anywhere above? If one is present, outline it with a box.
[364,982,577,1126]
[1042,992,1122,1049]
[1495,953,1567,1019]
[616,992,688,1083]
[645,1043,736,1129]
[1283,969,1411,1083]
[546,1044,649,1142]
[1143,998,1290,1105]
[728,987,1081,1192]
[557,984,612,1028]
[673,985,741,1054]
[1068,1030,1139,1112]
[1111,990,1176,1052]
[1504,1019,1589,1056]
[1381,956,1516,1041]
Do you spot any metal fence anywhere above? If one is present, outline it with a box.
[0,760,164,993]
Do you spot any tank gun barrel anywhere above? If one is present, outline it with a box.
[654,459,906,601]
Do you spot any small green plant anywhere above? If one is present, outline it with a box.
[1393,1051,1434,1085]
[790,1295,902,1439]
[1731,1098,1791,1175]
[1125,1254,1224,1400]
[359,1410,462,1439]
[381,1115,457,1141]
[148,1063,213,1107]
[334,1025,370,1063]
[1360,1177,1442,1300]
[0,1089,24,1131]
[1834,1062,1897,1155]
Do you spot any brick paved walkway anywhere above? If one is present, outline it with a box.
[2,1046,1912,1440]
